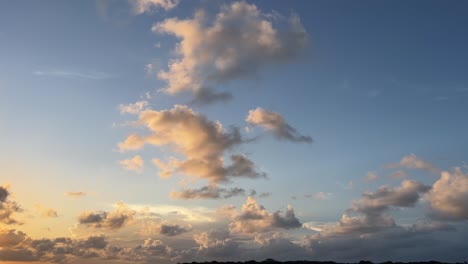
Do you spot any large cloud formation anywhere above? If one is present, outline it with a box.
[246,107,312,143]
[0,186,22,225]
[426,167,468,220]
[321,180,431,235]
[153,1,308,103]
[119,105,265,183]
[228,196,302,234]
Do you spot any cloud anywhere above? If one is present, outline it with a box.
[130,0,179,14]
[0,185,22,225]
[246,107,312,143]
[0,229,27,247]
[390,170,407,179]
[319,180,430,236]
[34,204,59,218]
[170,185,246,200]
[153,1,307,103]
[78,202,135,230]
[388,153,439,174]
[65,191,87,197]
[119,100,149,115]
[120,155,144,173]
[352,180,431,216]
[120,105,265,183]
[229,196,302,234]
[33,70,112,80]
[425,167,468,220]
[193,229,240,258]
[365,171,378,182]
[155,223,192,236]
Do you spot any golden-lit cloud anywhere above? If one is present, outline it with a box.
[153,1,307,104]
[120,155,144,173]
[78,202,135,230]
[228,196,302,234]
[246,107,312,143]
[426,167,468,220]
[119,105,265,184]
[34,204,59,218]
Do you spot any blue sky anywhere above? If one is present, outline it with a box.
[1,1,468,263]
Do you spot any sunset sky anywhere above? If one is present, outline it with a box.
[1,0,468,263]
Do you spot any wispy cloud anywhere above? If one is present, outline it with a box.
[33,70,112,80]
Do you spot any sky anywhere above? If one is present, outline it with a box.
[1,0,468,263]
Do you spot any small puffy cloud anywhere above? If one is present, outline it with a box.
[388,153,439,174]
[156,223,192,236]
[78,202,135,230]
[120,105,264,183]
[246,107,312,143]
[120,155,144,173]
[229,196,302,234]
[170,185,246,200]
[130,0,179,14]
[65,191,86,197]
[153,1,307,103]
[0,185,22,225]
[35,204,59,218]
[119,100,149,115]
[425,168,468,220]
[365,171,378,182]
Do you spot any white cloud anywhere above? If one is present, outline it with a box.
[130,0,179,14]
[153,1,307,103]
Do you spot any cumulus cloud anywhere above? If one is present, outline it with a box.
[170,185,246,200]
[120,155,144,173]
[0,185,22,225]
[388,153,439,174]
[228,196,302,234]
[130,0,179,14]
[319,180,430,236]
[153,1,307,103]
[193,229,240,258]
[246,107,312,143]
[120,105,265,183]
[119,100,149,115]
[352,180,431,216]
[78,202,135,230]
[426,167,468,220]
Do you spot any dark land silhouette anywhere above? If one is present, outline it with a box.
[179,260,468,264]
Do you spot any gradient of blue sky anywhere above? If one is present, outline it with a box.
[1,0,468,263]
